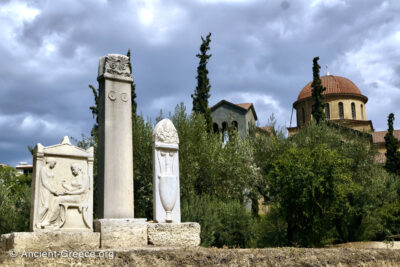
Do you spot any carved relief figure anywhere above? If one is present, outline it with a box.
[39,163,90,229]
[37,157,57,228]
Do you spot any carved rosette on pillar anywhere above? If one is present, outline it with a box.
[152,119,181,223]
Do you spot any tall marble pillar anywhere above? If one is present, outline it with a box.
[97,54,134,218]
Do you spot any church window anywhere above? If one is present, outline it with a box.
[213,123,219,133]
[361,104,364,119]
[231,121,238,131]
[302,107,305,124]
[339,102,344,119]
[325,103,330,119]
[222,121,228,132]
[351,102,356,119]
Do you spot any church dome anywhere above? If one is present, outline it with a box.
[297,75,366,102]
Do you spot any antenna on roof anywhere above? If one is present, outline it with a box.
[326,65,330,76]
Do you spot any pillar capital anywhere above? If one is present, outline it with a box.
[97,54,133,83]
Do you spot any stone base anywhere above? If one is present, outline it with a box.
[0,231,100,252]
[147,222,200,247]
[94,218,147,249]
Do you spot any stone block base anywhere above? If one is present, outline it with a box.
[94,218,147,249]
[147,222,200,247]
[0,231,100,252]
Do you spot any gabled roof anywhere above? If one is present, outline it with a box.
[211,100,258,121]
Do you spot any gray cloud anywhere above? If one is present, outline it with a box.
[0,0,399,167]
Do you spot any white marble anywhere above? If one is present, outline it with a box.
[152,119,181,223]
[30,136,94,232]
[97,54,135,218]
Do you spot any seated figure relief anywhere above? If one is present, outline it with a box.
[37,160,90,230]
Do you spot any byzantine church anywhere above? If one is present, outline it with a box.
[211,71,399,163]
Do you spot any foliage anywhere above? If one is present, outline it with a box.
[172,103,260,203]
[126,49,137,116]
[191,33,213,132]
[85,84,100,218]
[255,122,400,247]
[269,142,352,246]
[255,209,288,248]
[311,57,326,124]
[132,114,153,219]
[182,194,256,248]
[385,113,400,175]
[0,165,31,234]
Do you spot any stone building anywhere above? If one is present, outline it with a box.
[288,74,374,135]
[372,130,400,163]
[210,100,257,138]
[15,162,33,176]
[287,73,399,162]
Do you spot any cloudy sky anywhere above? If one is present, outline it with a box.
[1,0,399,167]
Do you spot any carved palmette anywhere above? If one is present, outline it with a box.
[104,55,131,78]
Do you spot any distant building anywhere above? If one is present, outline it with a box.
[15,162,33,176]
[372,130,400,163]
[210,100,258,138]
[287,73,399,162]
[288,74,373,135]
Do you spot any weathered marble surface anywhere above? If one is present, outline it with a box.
[97,54,135,219]
[1,232,100,251]
[147,222,200,247]
[94,219,147,249]
[152,119,181,223]
[30,136,94,232]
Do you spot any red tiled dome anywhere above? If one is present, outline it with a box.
[297,75,363,101]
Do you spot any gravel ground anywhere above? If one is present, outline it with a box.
[1,247,400,266]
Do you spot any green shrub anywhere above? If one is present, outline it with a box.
[182,194,256,248]
[255,122,400,247]
[0,165,31,234]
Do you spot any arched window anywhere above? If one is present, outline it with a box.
[213,123,219,133]
[231,121,238,131]
[325,103,330,119]
[339,102,344,119]
[222,121,229,144]
[361,104,364,119]
[351,102,356,119]
[302,107,305,124]
[222,121,228,132]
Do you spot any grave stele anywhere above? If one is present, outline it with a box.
[97,54,134,218]
[152,119,181,223]
[29,136,94,232]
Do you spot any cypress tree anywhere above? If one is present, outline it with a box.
[311,57,326,124]
[384,113,400,175]
[127,49,137,117]
[191,32,213,132]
